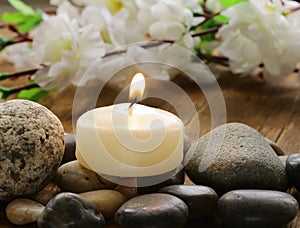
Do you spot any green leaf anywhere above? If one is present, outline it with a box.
[18,14,42,33]
[8,0,35,15]
[18,88,49,101]
[1,12,42,33]
[214,15,229,24]
[217,0,247,7]
[2,12,27,24]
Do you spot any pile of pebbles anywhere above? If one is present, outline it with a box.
[1,100,300,227]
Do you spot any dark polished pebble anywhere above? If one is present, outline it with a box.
[218,190,299,228]
[61,134,76,164]
[286,153,300,191]
[115,193,188,228]
[159,185,218,220]
[37,193,105,228]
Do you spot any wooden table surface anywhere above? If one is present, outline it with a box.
[1,2,300,226]
[1,55,300,227]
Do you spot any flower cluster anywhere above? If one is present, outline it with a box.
[1,0,300,99]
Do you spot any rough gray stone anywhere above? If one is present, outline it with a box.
[115,193,188,228]
[0,100,65,201]
[185,123,289,195]
[218,190,299,228]
[159,185,218,220]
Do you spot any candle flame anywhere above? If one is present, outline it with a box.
[129,73,145,102]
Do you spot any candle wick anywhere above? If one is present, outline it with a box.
[128,97,137,116]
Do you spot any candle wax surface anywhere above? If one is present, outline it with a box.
[76,103,184,177]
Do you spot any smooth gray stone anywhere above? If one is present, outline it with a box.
[115,193,188,228]
[286,153,300,191]
[56,161,116,193]
[159,185,218,220]
[218,190,299,228]
[37,192,105,228]
[185,123,289,195]
[0,100,64,201]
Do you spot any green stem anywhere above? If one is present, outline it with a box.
[0,84,39,99]
[192,27,220,37]
[0,68,39,81]
[104,41,174,58]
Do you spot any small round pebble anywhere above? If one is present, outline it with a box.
[159,185,218,220]
[37,192,105,228]
[218,190,299,228]
[79,190,128,218]
[6,198,44,225]
[56,160,116,193]
[115,193,188,228]
[0,99,65,201]
[185,123,289,195]
[286,153,300,191]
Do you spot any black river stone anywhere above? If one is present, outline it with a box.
[218,190,299,228]
[159,184,218,220]
[115,193,188,228]
[286,153,300,191]
[37,192,105,228]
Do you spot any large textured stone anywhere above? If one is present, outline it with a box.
[0,100,65,201]
[185,123,289,195]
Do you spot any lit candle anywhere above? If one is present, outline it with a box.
[76,73,184,177]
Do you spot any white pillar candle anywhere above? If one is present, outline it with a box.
[76,103,183,177]
[75,73,184,177]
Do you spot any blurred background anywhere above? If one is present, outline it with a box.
[0,0,50,14]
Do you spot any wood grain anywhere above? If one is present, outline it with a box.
[1,22,300,228]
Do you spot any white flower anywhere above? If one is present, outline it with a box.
[31,12,105,90]
[2,42,39,70]
[56,1,80,20]
[147,0,199,49]
[82,0,202,50]
[219,0,300,77]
